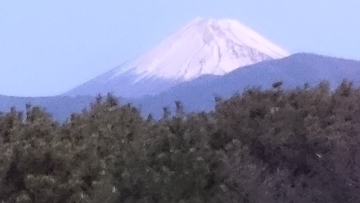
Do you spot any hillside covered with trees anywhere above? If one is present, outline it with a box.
[1,81,360,203]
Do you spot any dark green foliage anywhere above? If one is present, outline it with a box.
[2,82,360,202]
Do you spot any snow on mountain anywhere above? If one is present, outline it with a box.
[64,18,289,98]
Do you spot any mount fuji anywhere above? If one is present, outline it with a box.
[64,18,289,98]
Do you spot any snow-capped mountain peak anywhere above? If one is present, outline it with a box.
[112,18,289,81]
[64,18,289,98]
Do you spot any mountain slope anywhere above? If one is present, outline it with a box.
[64,18,288,98]
[131,53,360,117]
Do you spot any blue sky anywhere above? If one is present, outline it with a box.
[1,1,359,96]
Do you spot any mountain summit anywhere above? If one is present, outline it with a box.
[64,18,289,97]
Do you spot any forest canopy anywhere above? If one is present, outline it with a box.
[1,80,360,203]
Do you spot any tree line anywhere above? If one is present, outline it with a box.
[1,80,360,202]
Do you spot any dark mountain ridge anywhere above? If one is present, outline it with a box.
[131,53,360,117]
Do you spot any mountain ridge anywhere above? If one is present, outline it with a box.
[130,53,360,117]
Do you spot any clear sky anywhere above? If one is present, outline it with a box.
[1,1,359,96]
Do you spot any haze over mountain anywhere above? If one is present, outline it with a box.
[1,53,360,121]
[64,18,288,98]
